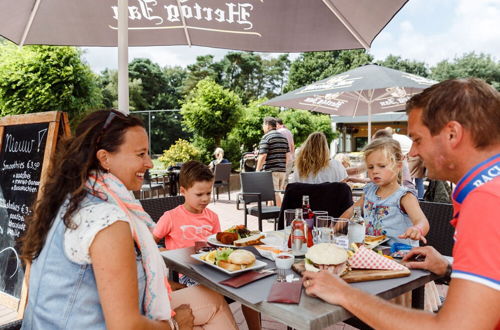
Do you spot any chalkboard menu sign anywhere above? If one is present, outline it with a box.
[0,112,69,315]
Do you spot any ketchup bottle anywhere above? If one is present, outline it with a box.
[302,195,314,247]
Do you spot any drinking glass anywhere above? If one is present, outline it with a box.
[312,210,328,228]
[332,218,349,249]
[313,215,334,244]
[282,209,296,251]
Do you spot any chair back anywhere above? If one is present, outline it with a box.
[140,195,185,222]
[419,201,454,256]
[278,182,353,230]
[240,171,276,204]
[214,163,232,183]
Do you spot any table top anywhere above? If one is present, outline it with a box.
[161,247,436,330]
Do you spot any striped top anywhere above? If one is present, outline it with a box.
[259,130,289,172]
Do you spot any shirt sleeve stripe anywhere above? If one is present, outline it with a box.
[452,270,500,291]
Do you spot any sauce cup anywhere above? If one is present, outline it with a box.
[275,252,295,269]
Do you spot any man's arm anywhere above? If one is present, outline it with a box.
[303,271,500,330]
[256,153,267,171]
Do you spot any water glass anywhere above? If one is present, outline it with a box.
[332,218,349,249]
[282,209,296,251]
[313,215,334,244]
[312,210,328,227]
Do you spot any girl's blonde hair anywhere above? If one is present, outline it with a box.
[362,138,403,182]
[295,132,330,178]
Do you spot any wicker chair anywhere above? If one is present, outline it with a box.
[419,201,454,256]
[140,195,185,223]
[212,163,232,203]
[239,171,280,231]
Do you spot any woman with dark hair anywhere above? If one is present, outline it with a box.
[21,110,237,329]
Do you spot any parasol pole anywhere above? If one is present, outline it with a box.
[368,103,372,144]
[118,0,129,114]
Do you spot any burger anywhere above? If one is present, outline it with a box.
[304,243,349,276]
[202,248,256,272]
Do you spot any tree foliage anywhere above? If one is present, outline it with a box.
[181,79,243,146]
[430,52,500,90]
[278,110,334,146]
[376,55,430,77]
[0,45,102,120]
[285,50,373,92]
[158,138,201,168]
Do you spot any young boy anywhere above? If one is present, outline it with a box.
[153,160,220,248]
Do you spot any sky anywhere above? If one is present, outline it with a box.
[81,0,500,73]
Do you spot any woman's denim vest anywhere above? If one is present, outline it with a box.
[363,182,418,247]
[22,196,146,329]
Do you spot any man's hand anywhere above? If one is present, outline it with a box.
[173,304,194,330]
[402,246,449,276]
[302,270,353,306]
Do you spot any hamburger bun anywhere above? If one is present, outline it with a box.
[305,243,348,275]
[233,234,265,246]
[217,250,256,271]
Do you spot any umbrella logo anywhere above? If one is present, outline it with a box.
[301,93,348,110]
[298,75,361,94]
[109,0,260,36]
[401,73,436,86]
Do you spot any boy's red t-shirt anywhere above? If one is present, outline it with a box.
[153,204,221,250]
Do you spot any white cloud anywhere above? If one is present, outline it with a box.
[370,0,500,65]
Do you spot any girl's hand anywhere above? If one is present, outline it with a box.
[399,226,427,244]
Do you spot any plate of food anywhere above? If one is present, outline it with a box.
[192,248,266,275]
[364,235,389,249]
[208,225,265,248]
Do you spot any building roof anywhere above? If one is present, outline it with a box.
[331,112,407,124]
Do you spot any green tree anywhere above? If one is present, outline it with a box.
[376,55,430,77]
[285,50,373,92]
[278,110,334,146]
[181,79,243,146]
[0,45,102,120]
[97,68,146,111]
[158,138,201,168]
[430,52,500,90]
[182,55,223,95]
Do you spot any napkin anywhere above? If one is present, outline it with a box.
[267,279,303,304]
[219,270,274,288]
[349,246,407,271]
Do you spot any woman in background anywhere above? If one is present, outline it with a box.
[291,132,347,184]
[208,147,229,170]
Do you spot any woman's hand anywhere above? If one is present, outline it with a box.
[173,304,194,330]
[399,225,427,244]
[302,271,352,306]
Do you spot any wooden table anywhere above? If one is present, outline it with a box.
[161,247,437,330]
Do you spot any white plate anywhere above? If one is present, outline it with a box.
[364,237,390,249]
[191,253,267,275]
[207,233,265,248]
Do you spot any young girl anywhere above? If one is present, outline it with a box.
[341,138,429,247]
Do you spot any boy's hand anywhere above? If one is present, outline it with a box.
[399,226,427,244]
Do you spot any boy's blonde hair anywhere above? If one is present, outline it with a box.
[362,138,403,181]
[295,132,330,178]
[179,160,214,189]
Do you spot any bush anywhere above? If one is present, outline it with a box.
[158,139,201,168]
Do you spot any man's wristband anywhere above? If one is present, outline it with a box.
[437,262,452,285]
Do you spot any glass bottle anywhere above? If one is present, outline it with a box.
[302,195,314,247]
[291,208,307,255]
[348,206,366,245]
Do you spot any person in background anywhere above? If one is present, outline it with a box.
[334,153,351,169]
[340,138,429,247]
[256,117,289,206]
[383,127,417,193]
[303,78,500,329]
[21,110,237,330]
[408,156,426,199]
[276,118,295,181]
[291,132,347,184]
[153,160,262,330]
[208,147,229,171]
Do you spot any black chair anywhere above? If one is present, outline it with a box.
[212,163,232,203]
[0,319,22,330]
[419,201,454,256]
[139,170,165,199]
[278,182,354,230]
[239,171,280,231]
[140,195,185,223]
